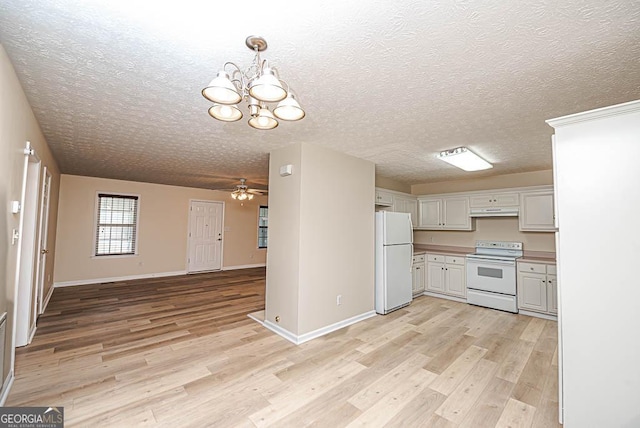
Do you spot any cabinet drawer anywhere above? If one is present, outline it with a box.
[427,254,445,263]
[519,262,546,274]
[412,254,425,264]
[547,264,557,275]
[445,256,464,265]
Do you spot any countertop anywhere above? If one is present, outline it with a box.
[413,245,556,263]
[413,244,474,256]
[519,251,556,264]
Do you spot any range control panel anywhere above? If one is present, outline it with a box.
[475,240,523,250]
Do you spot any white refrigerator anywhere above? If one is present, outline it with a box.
[375,211,413,314]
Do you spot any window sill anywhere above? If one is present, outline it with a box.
[91,253,139,259]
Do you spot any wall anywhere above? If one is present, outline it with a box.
[297,143,375,334]
[411,170,553,195]
[550,100,640,427]
[0,45,61,392]
[266,142,375,338]
[54,175,267,285]
[412,171,556,252]
[375,176,410,193]
[265,144,302,335]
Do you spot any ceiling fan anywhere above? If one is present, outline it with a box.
[229,178,267,200]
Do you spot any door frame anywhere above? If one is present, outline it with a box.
[186,199,225,273]
[35,166,52,315]
[12,142,41,365]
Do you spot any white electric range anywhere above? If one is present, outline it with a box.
[466,240,523,313]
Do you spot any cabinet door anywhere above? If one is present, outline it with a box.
[412,262,425,295]
[419,199,442,228]
[518,272,547,312]
[375,190,393,206]
[426,261,445,293]
[394,197,418,227]
[406,199,418,227]
[470,194,495,208]
[493,192,519,207]
[445,263,466,297]
[547,274,558,314]
[519,191,555,232]
[443,197,471,230]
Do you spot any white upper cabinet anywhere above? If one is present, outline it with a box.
[393,196,418,226]
[417,196,473,230]
[375,189,393,206]
[469,192,519,208]
[519,189,555,232]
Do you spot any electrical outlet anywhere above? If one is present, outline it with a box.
[337,295,342,305]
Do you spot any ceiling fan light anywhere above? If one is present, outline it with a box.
[274,94,305,121]
[208,104,243,122]
[248,107,279,130]
[249,68,287,102]
[202,71,242,104]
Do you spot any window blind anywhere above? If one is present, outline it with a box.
[95,194,139,256]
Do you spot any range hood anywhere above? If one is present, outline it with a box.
[470,207,519,217]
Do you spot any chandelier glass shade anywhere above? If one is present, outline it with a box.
[230,179,255,200]
[202,36,305,129]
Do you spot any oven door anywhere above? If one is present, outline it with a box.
[466,257,516,295]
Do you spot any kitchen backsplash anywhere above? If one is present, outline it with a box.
[413,216,556,252]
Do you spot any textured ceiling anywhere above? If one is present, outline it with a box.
[1,0,639,190]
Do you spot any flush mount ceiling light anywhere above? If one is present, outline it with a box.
[202,36,305,130]
[436,147,493,171]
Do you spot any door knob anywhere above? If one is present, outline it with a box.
[41,249,49,254]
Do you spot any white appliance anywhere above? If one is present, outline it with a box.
[466,240,523,313]
[375,211,413,314]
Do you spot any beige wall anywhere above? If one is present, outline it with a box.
[414,218,555,252]
[266,143,375,337]
[411,170,553,195]
[0,45,61,386]
[54,175,267,284]
[375,176,411,193]
[412,170,556,252]
[265,144,302,335]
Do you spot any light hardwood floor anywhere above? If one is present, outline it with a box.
[8,268,560,427]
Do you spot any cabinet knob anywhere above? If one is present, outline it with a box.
[530,267,534,270]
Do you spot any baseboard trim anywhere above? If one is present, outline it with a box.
[222,263,266,271]
[42,285,54,313]
[0,370,14,406]
[518,309,558,321]
[53,270,188,288]
[422,291,468,304]
[261,310,377,345]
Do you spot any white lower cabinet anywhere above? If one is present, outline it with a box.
[426,254,466,299]
[517,261,557,317]
[412,254,425,296]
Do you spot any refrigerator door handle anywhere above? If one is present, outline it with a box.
[410,243,414,273]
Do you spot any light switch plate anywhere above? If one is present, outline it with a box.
[11,200,20,214]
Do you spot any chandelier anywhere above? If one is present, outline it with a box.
[230,179,254,201]
[202,36,305,130]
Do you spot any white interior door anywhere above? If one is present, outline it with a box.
[36,167,52,315]
[15,144,41,348]
[188,201,223,272]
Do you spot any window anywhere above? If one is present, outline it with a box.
[258,205,268,248]
[95,194,139,256]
